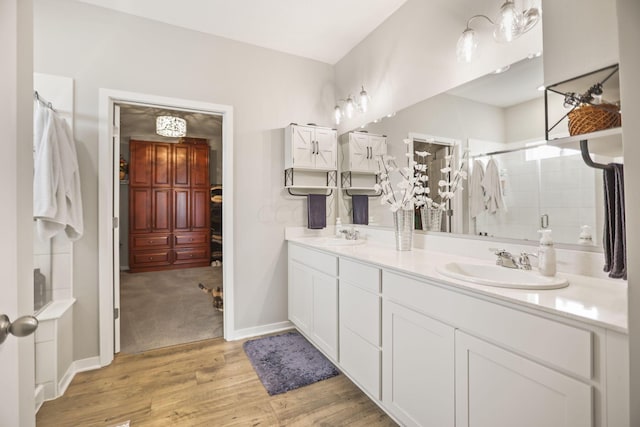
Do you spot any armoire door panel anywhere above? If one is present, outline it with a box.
[190,144,210,188]
[152,143,172,187]
[191,188,210,231]
[152,189,171,233]
[129,188,152,233]
[173,189,191,231]
[173,144,190,187]
[129,141,152,187]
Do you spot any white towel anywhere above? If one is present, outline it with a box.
[33,103,65,240]
[469,159,486,218]
[33,102,84,241]
[481,158,507,214]
[54,112,83,240]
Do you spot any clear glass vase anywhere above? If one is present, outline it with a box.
[420,207,443,231]
[393,208,414,251]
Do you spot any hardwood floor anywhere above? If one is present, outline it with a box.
[37,336,397,427]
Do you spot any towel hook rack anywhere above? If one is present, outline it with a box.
[580,140,613,170]
[287,188,333,197]
[343,189,382,198]
[34,91,56,111]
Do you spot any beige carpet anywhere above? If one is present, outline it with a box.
[119,266,223,354]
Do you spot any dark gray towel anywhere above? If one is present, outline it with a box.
[307,194,326,229]
[352,195,369,225]
[603,163,626,279]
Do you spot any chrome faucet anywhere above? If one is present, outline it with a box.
[492,249,537,270]
[340,227,360,240]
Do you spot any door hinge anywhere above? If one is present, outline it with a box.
[113,217,119,228]
[114,308,119,320]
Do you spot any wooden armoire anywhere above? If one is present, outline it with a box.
[128,139,210,272]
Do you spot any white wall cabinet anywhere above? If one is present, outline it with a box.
[284,124,337,171]
[455,331,592,427]
[341,131,387,173]
[382,300,455,427]
[288,244,338,361]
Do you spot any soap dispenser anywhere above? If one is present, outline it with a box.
[335,217,343,237]
[538,229,556,277]
[578,225,593,245]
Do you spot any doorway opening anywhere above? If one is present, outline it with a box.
[117,104,224,353]
[98,89,234,367]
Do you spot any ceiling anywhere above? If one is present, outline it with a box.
[74,0,409,64]
[119,104,222,141]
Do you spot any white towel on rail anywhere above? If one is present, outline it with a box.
[481,158,507,214]
[54,112,83,240]
[469,159,486,218]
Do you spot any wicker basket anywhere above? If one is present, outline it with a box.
[568,103,621,136]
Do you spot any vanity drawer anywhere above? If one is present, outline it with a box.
[340,258,380,293]
[289,243,337,276]
[130,233,171,249]
[383,270,593,379]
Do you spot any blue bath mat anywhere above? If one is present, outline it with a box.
[243,331,339,395]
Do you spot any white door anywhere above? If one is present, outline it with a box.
[455,331,592,427]
[311,270,338,360]
[291,125,315,169]
[288,261,313,335]
[368,135,387,170]
[314,128,337,170]
[112,104,121,353]
[383,300,455,427]
[1,1,36,424]
[348,133,369,172]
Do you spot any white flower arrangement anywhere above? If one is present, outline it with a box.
[374,138,468,212]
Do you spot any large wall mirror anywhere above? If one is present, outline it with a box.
[339,55,617,249]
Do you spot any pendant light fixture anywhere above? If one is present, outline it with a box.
[334,85,370,125]
[156,116,187,137]
[456,0,541,63]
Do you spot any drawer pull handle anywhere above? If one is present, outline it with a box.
[148,240,153,244]
[148,257,153,260]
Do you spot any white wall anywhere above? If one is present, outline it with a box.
[34,0,335,358]
[334,0,543,134]
[617,0,640,423]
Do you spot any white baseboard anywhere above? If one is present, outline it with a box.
[228,320,294,341]
[54,356,102,402]
[34,384,45,413]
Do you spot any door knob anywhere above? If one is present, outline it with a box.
[0,314,39,344]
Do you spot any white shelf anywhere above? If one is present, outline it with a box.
[547,127,622,157]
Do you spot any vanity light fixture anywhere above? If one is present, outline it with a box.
[156,115,187,137]
[456,0,541,63]
[334,85,370,124]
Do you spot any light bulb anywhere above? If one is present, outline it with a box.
[334,105,342,125]
[493,0,524,43]
[456,27,477,63]
[359,86,369,113]
[345,96,355,119]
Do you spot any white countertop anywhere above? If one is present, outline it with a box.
[287,236,628,334]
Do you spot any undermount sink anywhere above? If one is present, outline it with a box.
[437,262,569,290]
[315,237,366,246]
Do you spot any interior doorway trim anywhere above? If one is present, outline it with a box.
[98,89,234,367]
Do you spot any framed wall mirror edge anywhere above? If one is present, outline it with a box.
[337,54,612,252]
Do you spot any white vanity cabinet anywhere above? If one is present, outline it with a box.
[342,131,387,173]
[284,124,337,171]
[287,244,338,360]
[338,258,382,399]
[286,241,628,427]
